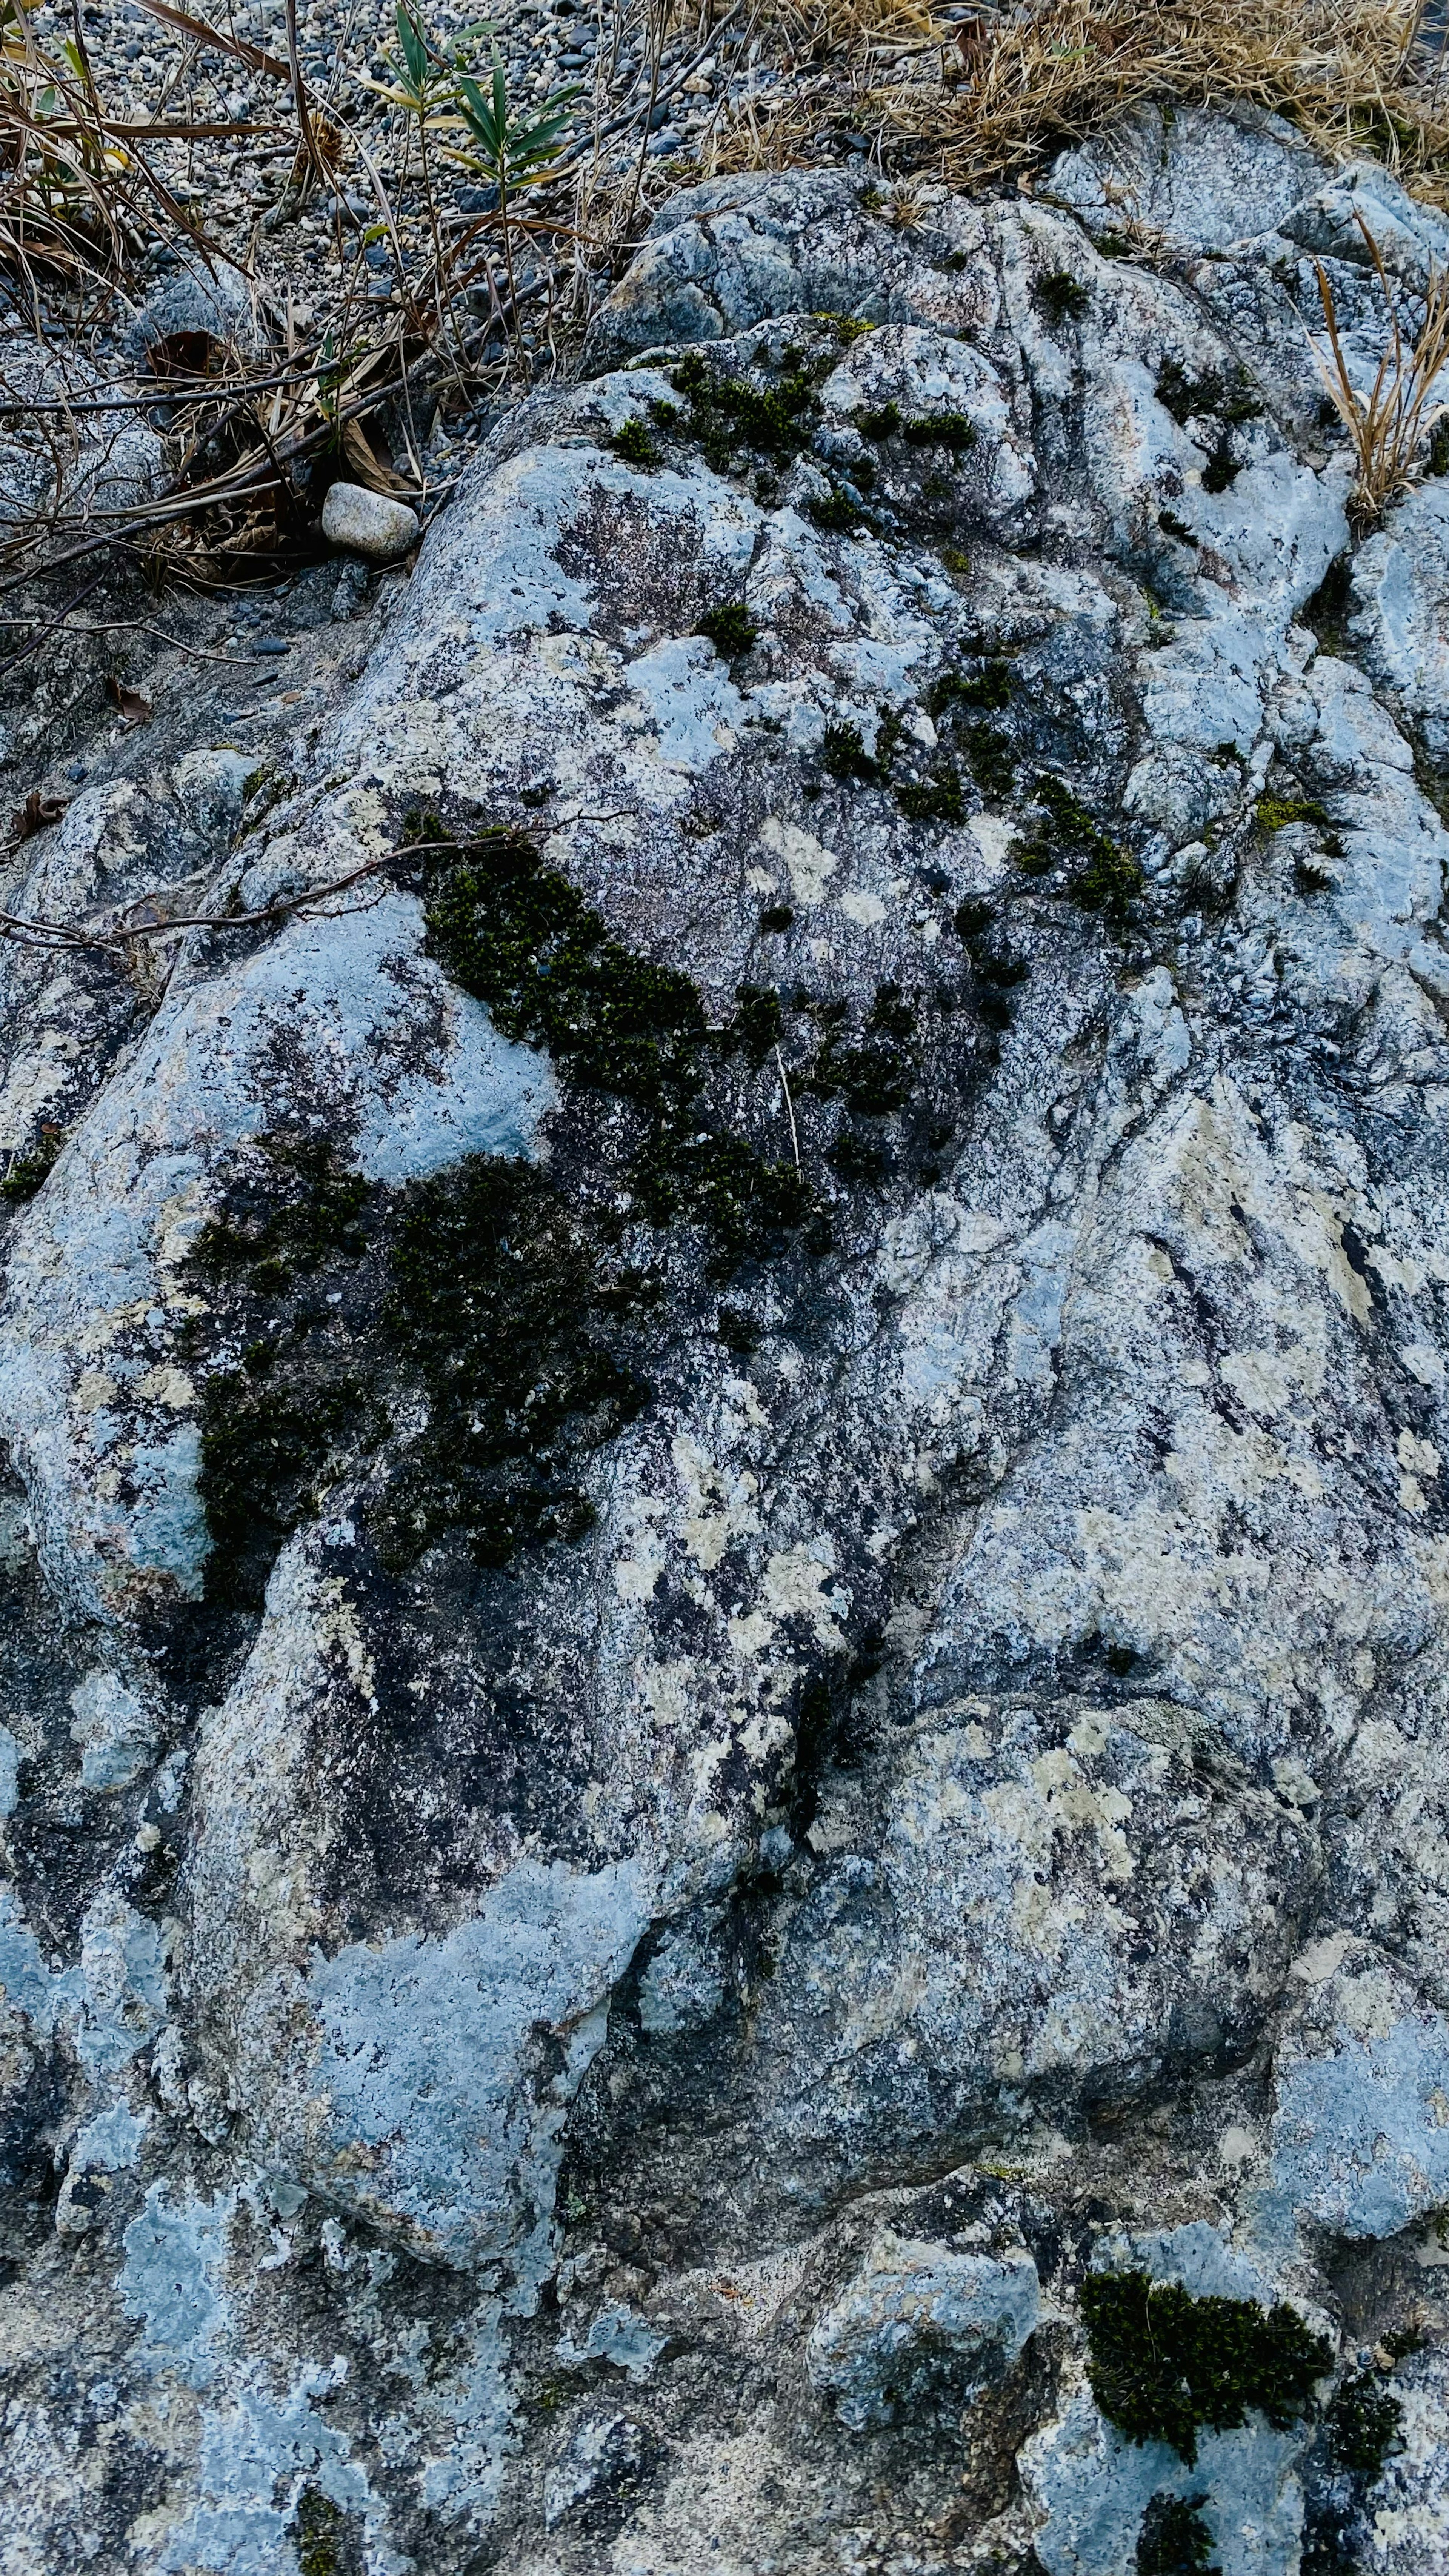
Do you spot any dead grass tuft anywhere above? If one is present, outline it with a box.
[711,0,1449,206]
[1312,209,1449,519]
[924,0,1449,198]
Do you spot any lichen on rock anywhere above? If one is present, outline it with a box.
[4,98,1449,2576]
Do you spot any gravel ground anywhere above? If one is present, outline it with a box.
[19,0,814,355]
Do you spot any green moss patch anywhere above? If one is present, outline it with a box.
[186,829,830,1600]
[666,350,819,473]
[610,417,660,470]
[1256,794,1332,834]
[1324,2371,1403,2481]
[696,601,759,657]
[424,827,708,1110]
[1080,2269,1331,2466]
[1015,776,1143,915]
[0,1121,65,1203]
[1135,2494,1220,2576]
[1035,270,1089,324]
[1156,360,1263,429]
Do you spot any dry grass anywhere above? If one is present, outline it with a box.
[1312,209,1449,518]
[917,0,1449,198]
[704,0,1449,205]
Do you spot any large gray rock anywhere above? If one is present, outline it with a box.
[2,104,1449,2576]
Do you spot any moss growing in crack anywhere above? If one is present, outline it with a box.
[1080,2270,1331,2466]
[965,723,1015,800]
[901,410,975,453]
[1035,269,1089,324]
[1324,2371,1403,2480]
[667,351,818,474]
[1156,359,1262,428]
[1135,2494,1220,2576]
[1256,794,1332,834]
[1014,775,1142,915]
[696,600,759,657]
[0,1121,65,1203]
[611,417,660,470]
[376,1156,646,1570]
[1301,550,1354,655]
[931,658,1014,716]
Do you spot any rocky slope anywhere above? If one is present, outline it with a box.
[3,99,1449,2576]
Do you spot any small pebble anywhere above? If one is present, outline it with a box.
[321,480,420,565]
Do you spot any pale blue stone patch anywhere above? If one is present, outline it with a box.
[121,2183,235,2387]
[69,1668,155,1792]
[304,1856,651,2268]
[556,2301,667,2382]
[72,2098,147,2172]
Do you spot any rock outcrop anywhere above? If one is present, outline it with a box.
[3,100,1449,2576]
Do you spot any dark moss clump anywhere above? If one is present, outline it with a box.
[377,1157,646,1569]
[856,400,901,440]
[1135,2493,1220,2576]
[0,1121,65,1203]
[759,903,795,932]
[696,600,759,657]
[1300,550,1354,655]
[425,828,708,1109]
[808,483,865,533]
[189,1132,370,1287]
[965,723,1015,800]
[896,764,964,824]
[197,1355,376,1606]
[667,351,818,472]
[1156,359,1262,428]
[725,982,784,1067]
[1201,439,1239,494]
[1035,269,1089,323]
[186,1136,383,1606]
[1015,776,1142,915]
[1160,508,1198,547]
[188,831,826,1599]
[1430,417,1449,476]
[931,658,1014,715]
[800,980,917,1116]
[1080,2270,1332,2466]
[610,417,660,469]
[821,718,882,784]
[1325,2372,1403,2480]
[901,410,975,453]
